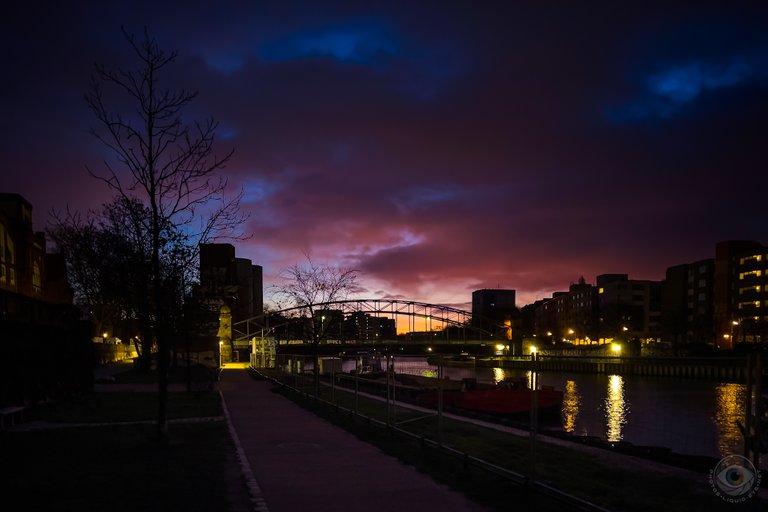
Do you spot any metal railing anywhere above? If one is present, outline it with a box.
[256,353,610,512]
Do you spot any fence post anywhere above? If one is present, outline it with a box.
[392,355,397,426]
[438,358,444,445]
[331,356,336,404]
[529,352,539,507]
[355,355,360,414]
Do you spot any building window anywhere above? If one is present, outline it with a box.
[6,236,14,264]
[739,270,762,280]
[0,264,5,284]
[699,265,707,273]
[9,268,15,287]
[698,293,706,301]
[32,261,41,295]
[698,279,706,288]
[740,255,763,265]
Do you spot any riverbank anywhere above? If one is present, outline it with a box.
[258,367,767,511]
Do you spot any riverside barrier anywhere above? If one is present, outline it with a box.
[477,355,755,382]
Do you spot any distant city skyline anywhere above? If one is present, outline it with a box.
[4,3,767,307]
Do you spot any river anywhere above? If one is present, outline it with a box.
[349,356,757,467]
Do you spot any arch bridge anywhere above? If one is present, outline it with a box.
[232,298,504,344]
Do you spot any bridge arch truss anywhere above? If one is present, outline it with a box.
[233,298,494,343]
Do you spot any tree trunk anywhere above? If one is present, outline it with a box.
[313,339,320,397]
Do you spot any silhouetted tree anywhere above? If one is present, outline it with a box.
[48,199,149,346]
[273,256,359,395]
[84,27,245,443]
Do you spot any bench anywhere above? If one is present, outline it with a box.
[0,406,26,430]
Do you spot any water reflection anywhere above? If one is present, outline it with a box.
[712,383,746,458]
[604,375,627,442]
[493,367,505,384]
[561,380,580,433]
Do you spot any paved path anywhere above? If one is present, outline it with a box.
[218,365,488,512]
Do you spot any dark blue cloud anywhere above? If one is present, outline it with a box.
[258,20,400,66]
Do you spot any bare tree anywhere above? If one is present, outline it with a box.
[273,256,359,395]
[48,204,142,344]
[85,27,245,443]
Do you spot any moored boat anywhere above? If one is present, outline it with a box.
[416,377,563,415]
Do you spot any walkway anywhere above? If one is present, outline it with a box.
[218,364,488,512]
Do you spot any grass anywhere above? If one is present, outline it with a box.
[264,370,765,512]
[1,388,248,512]
[29,391,222,423]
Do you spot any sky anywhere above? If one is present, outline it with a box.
[3,1,768,310]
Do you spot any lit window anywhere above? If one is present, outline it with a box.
[739,270,762,280]
[6,237,14,264]
[740,255,763,265]
[32,261,41,294]
[598,287,604,294]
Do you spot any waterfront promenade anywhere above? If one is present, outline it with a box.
[218,363,488,512]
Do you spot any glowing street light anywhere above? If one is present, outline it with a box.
[611,343,622,354]
[218,341,223,367]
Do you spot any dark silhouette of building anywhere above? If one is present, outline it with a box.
[196,243,264,360]
[597,274,661,342]
[344,311,397,341]
[0,193,89,407]
[0,193,73,302]
[199,243,263,323]
[662,259,714,347]
[713,240,767,347]
[472,288,518,340]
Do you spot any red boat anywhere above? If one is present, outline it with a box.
[416,377,563,415]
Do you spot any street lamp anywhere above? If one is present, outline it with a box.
[218,341,223,367]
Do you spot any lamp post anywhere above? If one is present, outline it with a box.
[218,341,223,368]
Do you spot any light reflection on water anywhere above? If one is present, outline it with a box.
[712,383,746,458]
[335,356,751,464]
[604,375,627,442]
[561,380,580,434]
